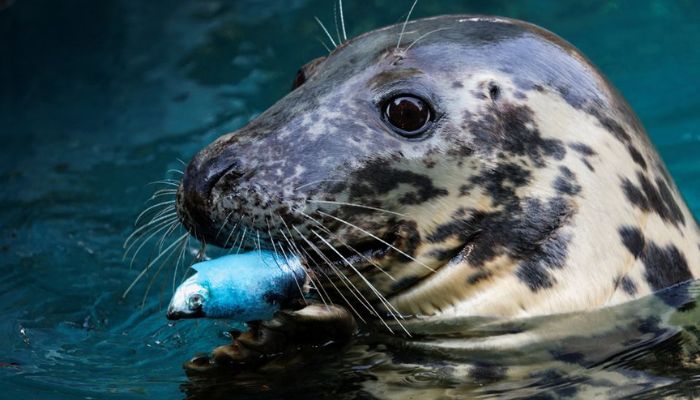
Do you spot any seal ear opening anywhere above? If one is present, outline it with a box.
[291,56,327,90]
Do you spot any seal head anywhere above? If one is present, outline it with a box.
[175,15,700,321]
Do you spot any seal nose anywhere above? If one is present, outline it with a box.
[177,147,245,244]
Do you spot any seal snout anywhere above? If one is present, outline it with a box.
[177,147,247,246]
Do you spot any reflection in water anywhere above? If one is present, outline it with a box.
[1,0,699,399]
[180,281,700,399]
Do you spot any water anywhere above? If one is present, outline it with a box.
[1,1,699,398]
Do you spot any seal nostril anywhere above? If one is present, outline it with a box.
[178,152,247,244]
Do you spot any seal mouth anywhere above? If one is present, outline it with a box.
[304,237,393,270]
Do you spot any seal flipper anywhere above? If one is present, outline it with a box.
[184,303,356,374]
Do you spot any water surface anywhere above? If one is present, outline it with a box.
[1,1,699,399]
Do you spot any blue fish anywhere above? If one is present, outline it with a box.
[166,251,307,321]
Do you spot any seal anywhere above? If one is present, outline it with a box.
[175,15,700,325]
[167,13,700,398]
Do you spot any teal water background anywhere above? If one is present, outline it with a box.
[1,1,699,399]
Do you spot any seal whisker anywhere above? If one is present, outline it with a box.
[127,212,179,255]
[236,227,248,254]
[396,0,418,50]
[314,16,337,48]
[141,232,188,307]
[253,218,263,252]
[172,227,190,292]
[215,208,236,239]
[315,210,435,272]
[166,169,183,176]
[157,219,181,252]
[124,213,178,250]
[311,230,408,335]
[226,229,243,254]
[222,218,242,248]
[134,201,175,226]
[123,232,190,298]
[148,207,178,225]
[267,216,308,305]
[300,212,396,281]
[275,212,335,308]
[339,0,347,41]
[147,180,179,187]
[274,239,310,304]
[125,219,178,267]
[294,226,376,322]
[316,38,332,53]
[300,243,364,322]
[124,214,177,255]
[310,230,396,333]
[150,189,177,200]
[333,0,342,45]
[404,27,452,52]
[307,199,406,217]
[303,237,377,318]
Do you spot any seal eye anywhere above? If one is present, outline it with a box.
[382,95,433,137]
[187,293,204,310]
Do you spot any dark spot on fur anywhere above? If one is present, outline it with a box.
[619,226,645,257]
[627,145,647,169]
[469,104,566,168]
[349,160,449,205]
[614,275,638,295]
[459,195,575,292]
[467,270,492,285]
[426,247,462,261]
[393,221,421,260]
[643,243,692,291]
[470,162,531,205]
[446,140,474,158]
[516,231,571,291]
[390,275,422,292]
[554,166,581,196]
[655,177,685,224]
[452,81,464,88]
[516,259,555,290]
[621,173,685,227]
[569,142,596,157]
[458,184,471,197]
[426,217,480,244]
[588,107,632,143]
[618,226,693,291]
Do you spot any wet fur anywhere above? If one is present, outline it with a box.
[176,15,700,324]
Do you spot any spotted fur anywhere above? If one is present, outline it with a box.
[176,15,700,325]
